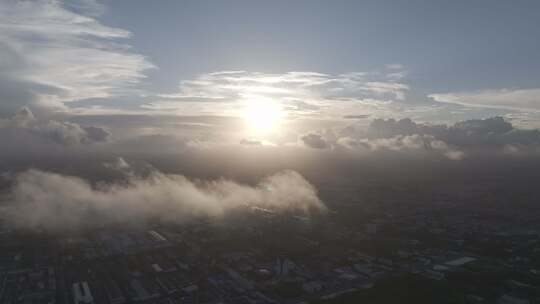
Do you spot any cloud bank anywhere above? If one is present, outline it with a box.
[366,117,540,151]
[337,134,465,160]
[1,165,326,232]
[295,116,540,159]
[0,107,110,146]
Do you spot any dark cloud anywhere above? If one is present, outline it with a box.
[0,107,110,147]
[329,116,540,159]
[343,114,370,119]
[82,125,111,143]
[367,117,540,150]
[240,139,263,146]
[300,133,330,149]
[34,121,110,145]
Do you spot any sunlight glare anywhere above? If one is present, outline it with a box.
[242,100,284,134]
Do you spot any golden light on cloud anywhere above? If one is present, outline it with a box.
[242,99,284,134]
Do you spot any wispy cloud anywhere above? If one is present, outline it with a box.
[147,70,410,117]
[429,88,540,111]
[0,0,154,114]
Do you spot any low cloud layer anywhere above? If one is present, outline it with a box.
[337,134,465,160]
[1,163,326,232]
[295,116,540,159]
[367,117,540,152]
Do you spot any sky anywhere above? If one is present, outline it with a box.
[2,0,540,230]
[101,0,540,92]
[1,0,540,121]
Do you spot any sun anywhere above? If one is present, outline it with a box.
[242,100,284,134]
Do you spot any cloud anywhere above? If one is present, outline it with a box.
[429,88,540,111]
[336,134,464,160]
[1,168,326,232]
[326,115,540,159]
[386,64,404,70]
[343,114,370,119]
[240,138,263,146]
[35,120,110,145]
[149,69,524,127]
[356,134,427,151]
[0,0,154,115]
[294,119,464,159]
[363,117,540,151]
[103,157,130,171]
[283,99,320,112]
[0,107,110,146]
[444,150,466,160]
[148,70,410,116]
[300,133,330,149]
[63,0,106,17]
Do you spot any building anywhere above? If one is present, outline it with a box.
[274,258,295,277]
[104,279,126,304]
[72,282,94,304]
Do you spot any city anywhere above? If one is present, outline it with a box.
[1,186,539,303]
[1,0,540,303]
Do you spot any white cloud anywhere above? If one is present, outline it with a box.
[149,70,410,117]
[429,88,540,111]
[444,150,465,160]
[2,168,326,231]
[336,134,464,160]
[103,157,130,171]
[0,0,154,114]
